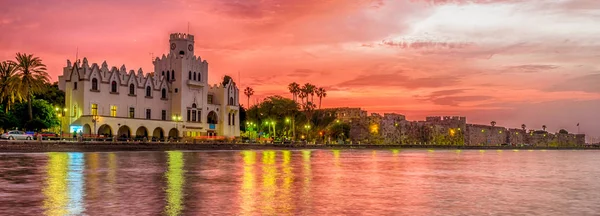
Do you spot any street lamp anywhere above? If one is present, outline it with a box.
[172,114,182,140]
[304,124,311,141]
[55,107,67,139]
[92,114,99,140]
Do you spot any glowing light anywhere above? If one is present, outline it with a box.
[370,124,379,134]
[449,129,456,136]
[165,151,185,216]
[481,129,485,133]
[43,153,69,216]
[392,149,400,155]
[479,150,486,153]
[240,151,256,215]
[261,151,277,214]
[428,149,435,153]
[67,153,85,215]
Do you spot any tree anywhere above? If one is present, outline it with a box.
[298,87,308,105]
[33,81,65,107]
[328,122,350,143]
[559,129,569,134]
[243,87,254,108]
[542,125,547,131]
[521,124,526,131]
[490,121,496,127]
[0,61,22,112]
[288,82,300,103]
[12,99,58,130]
[315,87,327,109]
[222,75,234,86]
[303,83,316,103]
[24,118,47,132]
[239,105,247,132]
[11,53,50,120]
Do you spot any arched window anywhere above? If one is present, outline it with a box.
[229,97,234,105]
[232,113,235,125]
[162,71,164,76]
[129,84,135,95]
[193,72,196,81]
[192,103,197,108]
[146,86,151,97]
[188,71,192,80]
[198,73,201,81]
[228,113,231,125]
[161,88,166,99]
[166,71,170,81]
[111,81,117,93]
[171,70,174,80]
[91,78,98,91]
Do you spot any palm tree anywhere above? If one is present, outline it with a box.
[542,125,547,131]
[11,53,49,120]
[490,121,496,127]
[303,83,316,103]
[243,87,254,108]
[0,61,22,112]
[315,87,327,109]
[521,124,526,131]
[288,82,300,103]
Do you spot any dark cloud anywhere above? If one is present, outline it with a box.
[546,73,600,93]
[336,73,460,89]
[500,64,559,74]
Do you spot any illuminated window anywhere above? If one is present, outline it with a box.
[110,105,117,117]
[129,107,135,118]
[91,104,98,116]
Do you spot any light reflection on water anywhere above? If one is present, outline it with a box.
[1,149,600,215]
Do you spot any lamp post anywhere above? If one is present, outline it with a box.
[172,114,182,140]
[92,114,99,140]
[304,124,311,141]
[55,107,67,139]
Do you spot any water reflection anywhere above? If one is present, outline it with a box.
[42,153,85,216]
[164,151,185,216]
[239,151,256,215]
[4,149,600,215]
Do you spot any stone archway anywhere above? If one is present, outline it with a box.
[83,124,92,135]
[153,127,164,139]
[136,126,148,138]
[117,125,131,138]
[98,124,112,137]
[168,128,179,138]
[207,111,218,124]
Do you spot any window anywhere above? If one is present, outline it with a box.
[232,113,235,125]
[161,110,166,120]
[146,109,151,119]
[175,88,178,93]
[161,88,167,99]
[111,81,117,93]
[91,78,98,91]
[73,82,77,90]
[91,104,98,116]
[73,105,77,117]
[197,111,201,122]
[162,71,164,76]
[193,72,196,81]
[129,107,135,118]
[187,110,191,121]
[192,103,197,108]
[166,71,170,81]
[207,95,213,104]
[171,70,174,80]
[192,110,196,122]
[146,86,151,97]
[229,97,234,105]
[228,113,231,125]
[129,84,135,95]
[110,105,117,117]
[188,71,192,80]
[198,73,201,81]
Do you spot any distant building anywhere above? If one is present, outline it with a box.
[57,33,241,139]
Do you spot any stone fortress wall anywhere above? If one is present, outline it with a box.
[331,108,585,146]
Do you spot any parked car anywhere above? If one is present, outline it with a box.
[34,132,59,140]
[1,130,34,140]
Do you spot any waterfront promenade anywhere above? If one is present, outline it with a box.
[0,140,598,152]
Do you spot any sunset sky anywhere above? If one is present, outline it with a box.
[1,0,599,138]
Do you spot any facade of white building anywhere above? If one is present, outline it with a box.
[57,33,240,139]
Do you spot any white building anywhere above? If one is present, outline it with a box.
[57,33,240,139]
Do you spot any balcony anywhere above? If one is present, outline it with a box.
[186,80,205,87]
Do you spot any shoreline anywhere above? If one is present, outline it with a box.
[0,140,598,153]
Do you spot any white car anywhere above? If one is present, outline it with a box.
[1,131,34,140]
